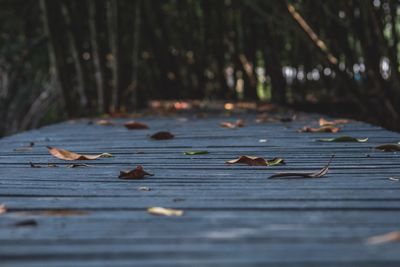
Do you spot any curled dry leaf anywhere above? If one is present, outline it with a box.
[147,207,183,216]
[269,155,334,179]
[47,146,113,161]
[124,121,149,130]
[119,165,154,179]
[318,136,368,142]
[184,150,209,155]
[96,119,114,126]
[151,131,174,140]
[319,118,349,126]
[367,231,400,245]
[298,126,340,133]
[0,204,6,214]
[375,144,400,152]
[226,156,285,166]
[220,119,245,128]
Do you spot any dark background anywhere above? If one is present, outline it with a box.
[1,0,399,136]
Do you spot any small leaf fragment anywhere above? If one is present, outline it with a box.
[220,119,245,128]
[124,121,149,130]
[269,155,334,179]
[147,207,183,216]
[0,204,6,214]
[318,136,368,142]
[119,165,154,179]
[226,156,285,166]
[184,150,209,155]
[375,144,400,152]
[21,210,88,216]
[367,231,400,245]
[389,177,400,181]
[319,118,350,126]
[138,186,151,191]
[298,126,340,133]
[47,146,112,160]
[96,119,114,126]
[151,131,174,140]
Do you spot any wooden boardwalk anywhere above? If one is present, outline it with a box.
[0,113,400,266]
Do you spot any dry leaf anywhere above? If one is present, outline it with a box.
[119,165,154,179]
[47,146,113,160]
[220,119,245,128]
[367,231,400,245]
[151,131,174,140]
[96,119,114,126]
[269,155,334,179]
[375,144,400,152]
[389,177,400,181]
[124,121,149,129]
[0,204,6,214]
[318,136,368,142]
[20,210,88,216]
[226,156,285,166]
[147,207,183,216]
[319,118,349,126]
[298,125,340,133]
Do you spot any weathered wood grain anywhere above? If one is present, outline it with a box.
[0,113,400,266]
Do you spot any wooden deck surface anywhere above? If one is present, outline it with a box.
[0,113,400,266]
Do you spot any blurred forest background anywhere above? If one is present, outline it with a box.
[1,0,400,137]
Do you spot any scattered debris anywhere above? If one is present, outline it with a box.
[124,121,149,129]
[147,207,183,216]
[220,119,245,128]
[298,126,340,133]
[318,136,368,142]
[375,144,400,152]
[184,151,209,155]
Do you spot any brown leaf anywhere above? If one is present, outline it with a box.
[375,144,400,152]
[147,207,183,216]
[0,204,6,214]
[319,118,349,126]
[226,156,285,166]
[220,119,245,128]
[47,146,112,161]
[96,119,114,126]
[151,131,174,140]
[124,121,149,129]
[269,155,334,179]
[119,165,154,179]
[21,210,88,216]
[367,231,400,245]
[298,125,340,133]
